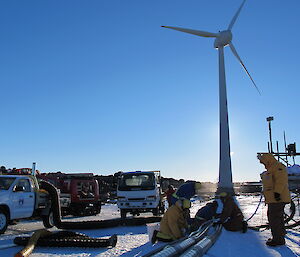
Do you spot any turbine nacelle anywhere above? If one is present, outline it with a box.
[214,30,232,49]
[161,0,261,95]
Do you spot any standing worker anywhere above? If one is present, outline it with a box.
[170,181,201,206]
[165,185,176,207]
[258,153,291,246]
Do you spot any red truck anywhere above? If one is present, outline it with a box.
[37,172,101,216]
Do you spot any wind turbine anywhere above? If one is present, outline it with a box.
[162,0,260,194]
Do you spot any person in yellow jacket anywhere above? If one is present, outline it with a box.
[258,153,291,246]
[151,199,190,243]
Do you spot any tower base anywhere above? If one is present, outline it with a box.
[216,186,235,196]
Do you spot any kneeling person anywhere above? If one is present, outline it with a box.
[190,201,218,231]
[152,199,190,243]
[217,192,247,233]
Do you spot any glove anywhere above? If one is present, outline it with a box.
[181,228,187,236]
[274,192,281,201]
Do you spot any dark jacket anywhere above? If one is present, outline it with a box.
[218,196,244,231]
[176,182,196,199]
[170,182,196,205]
[165,187,175,205]
[195,203,217,221]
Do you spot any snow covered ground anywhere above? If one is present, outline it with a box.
[0,195,299,256]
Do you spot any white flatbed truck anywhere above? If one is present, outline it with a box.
[117,171,165,218]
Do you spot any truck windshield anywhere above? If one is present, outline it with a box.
[0,177,16,190]
[118,173,155,191]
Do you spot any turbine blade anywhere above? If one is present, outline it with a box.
[229,43,261,95]
[161,26,218,38]
[228,0,246,30]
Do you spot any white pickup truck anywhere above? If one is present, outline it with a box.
[117,171,165,218]
[0,175,52,234]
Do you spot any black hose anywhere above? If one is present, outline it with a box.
[283,200,296,223]
[39,180,161,230]
[40,180,62,227]
[56,216,162,230]
[245,194,263,222]
[14,232,117,248]
[248,199,298,230]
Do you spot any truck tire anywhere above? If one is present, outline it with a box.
[152,207,159,216]
[42,210,54,228]
[0,209,8,234]
[94,203,101,215]
[74,209,85,217]
[120,209,127,219]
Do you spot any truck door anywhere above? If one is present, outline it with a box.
[11,178,35,219]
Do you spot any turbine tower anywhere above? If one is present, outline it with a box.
[162,0,260,194]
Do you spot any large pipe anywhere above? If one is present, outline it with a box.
[179,225,222,257]
[151,222,215,257]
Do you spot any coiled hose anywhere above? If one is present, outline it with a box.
[14,230,117,248]
[14,229,52,257]
[248,198,298,230]
[245,194,263,222]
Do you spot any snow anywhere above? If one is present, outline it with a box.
[0,195,299,257]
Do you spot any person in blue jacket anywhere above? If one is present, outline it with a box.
[189,201,218,231]
[170,181,201,206]
[195,201,218,221]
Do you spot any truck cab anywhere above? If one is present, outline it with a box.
[37,172,101,216]
[117,171,164,218]
[0,175,35,219]
[0,175,50,234]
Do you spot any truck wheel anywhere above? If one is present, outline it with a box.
[120,209,127,219]
[42,210,54,228]
[152,207,159,216]
[95,204,101,215]
[0,210,8,234]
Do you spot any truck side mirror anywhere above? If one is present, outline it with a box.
[14,185,25,192]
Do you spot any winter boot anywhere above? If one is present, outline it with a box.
[266,239,285,247]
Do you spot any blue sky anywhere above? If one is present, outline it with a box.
[0,0,299,182]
